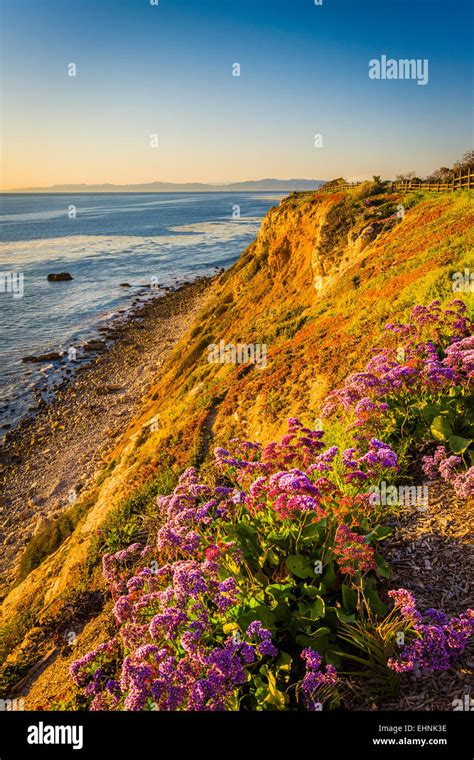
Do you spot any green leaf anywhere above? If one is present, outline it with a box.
[324,602,357,625]
[375,553,390,579]
[238,605,276,631]
[311,625,331,639]
[252,669,288,710]
[307,596,325,620]
[321,561,338,591]
[272,601,292,625]
[302,583,322,599]
[341,584,358,613]
[286,554,314,579]
[448,435,472,455]
[266,583,296,602]
[335,607,356,623]
[265,549,280,566]
[431,415,453,441]
[232,523,261,569]
[366,525,392,542]
[300,520,326,543]
[267,528,290,544]
[296,634,316,648]
[421,401,441,425]
[276,651,292,673]
[296,628,331,651]
[365,588,387,617]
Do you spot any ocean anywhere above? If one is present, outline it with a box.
[0,192,284,432]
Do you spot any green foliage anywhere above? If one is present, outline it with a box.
[95,458,119,487]
[334,615,402,699]
[87,467,178,570]
[275,311,309,339]
[376,385,474,465]
[403,190,427,210]
[17,494,95,583]
[427,392,474,463]
[217,503,393,705]
[248,653,293,710]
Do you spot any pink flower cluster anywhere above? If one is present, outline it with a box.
[333,524,376,576]
[422,446,474,498]
[215,418,327,486]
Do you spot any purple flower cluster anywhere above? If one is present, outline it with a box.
[102,543,144,593]
[72,457,290,710]
[322,301,472,421]
[299,648,337,709]
[246,621,278,657]
[452,468,474,499]
[70,638,121,710]
[115,625,268,711]
[422,446,474,499]
[387,589,474,673]
[341,438,398,482]
[72,542,282,710]
[153,467,245,562]
[444,335,474,378]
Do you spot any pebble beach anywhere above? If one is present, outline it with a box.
[0,277,214,595]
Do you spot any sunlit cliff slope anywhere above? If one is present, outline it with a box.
[1,185,472,707]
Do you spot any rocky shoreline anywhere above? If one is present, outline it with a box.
[0,276,215,596]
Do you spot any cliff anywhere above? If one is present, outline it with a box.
[1,185,472,707]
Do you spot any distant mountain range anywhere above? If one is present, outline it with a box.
[3,179,326,193]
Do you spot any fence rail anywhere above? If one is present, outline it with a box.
[316,168,474,195]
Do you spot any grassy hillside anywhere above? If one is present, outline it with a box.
[1,185,472,707]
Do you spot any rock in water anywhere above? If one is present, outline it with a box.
[47,273,73,281]
[22,352,61,363]
[83,339,106,352]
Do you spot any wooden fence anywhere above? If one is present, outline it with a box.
[317,168,474,195]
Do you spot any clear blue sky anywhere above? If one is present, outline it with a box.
[1,0,472,187]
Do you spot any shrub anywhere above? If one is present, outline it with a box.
[71,420,402,710]
[323,299,474,467]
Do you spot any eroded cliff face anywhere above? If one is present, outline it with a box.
[1,189,472,706]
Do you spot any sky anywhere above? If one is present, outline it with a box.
[0,0,472,189]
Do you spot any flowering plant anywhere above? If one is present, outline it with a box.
[322,300,473,465]
[422,445,473,498]
[386,589,474,674]
[72,420,400,710]
[71,300,474,710]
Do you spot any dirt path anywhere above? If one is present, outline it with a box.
[382,481,474,710]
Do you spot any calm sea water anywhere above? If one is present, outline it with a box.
[0,192,284,431]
